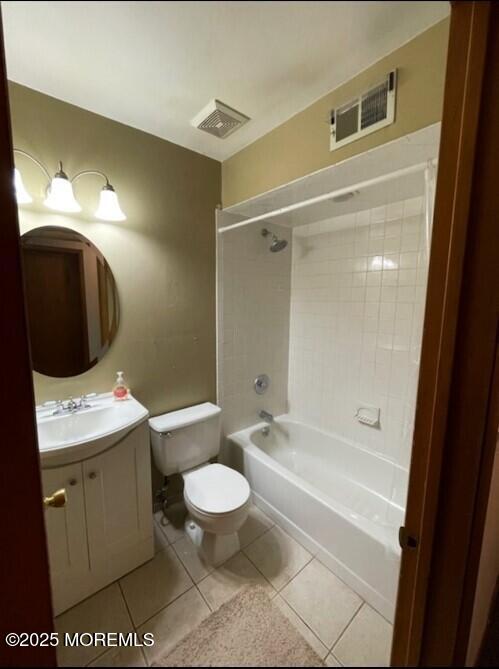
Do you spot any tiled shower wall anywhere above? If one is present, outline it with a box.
[217,220,291,436]
[288,196,428,470]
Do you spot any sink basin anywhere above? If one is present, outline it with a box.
[37,393,149,466]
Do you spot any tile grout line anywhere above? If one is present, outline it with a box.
[194,582,214,613]
[117,579,152,666]
[330,600,365,655]
[326,649,344,667]
[132,582,198,629]
[243,549,334,654]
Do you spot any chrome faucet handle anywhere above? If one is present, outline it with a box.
[51,399,64,416]
[80,392,97,408]
[66,396,78,412]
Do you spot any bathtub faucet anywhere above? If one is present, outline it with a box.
[259,409,274,424]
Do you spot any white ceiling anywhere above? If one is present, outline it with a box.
[2,1,449,162]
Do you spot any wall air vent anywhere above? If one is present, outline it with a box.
[191,99,250,139]
[330,70,397,151]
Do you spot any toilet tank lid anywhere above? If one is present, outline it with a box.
[149,402,221,434]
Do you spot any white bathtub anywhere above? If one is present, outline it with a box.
[227,417,408,621]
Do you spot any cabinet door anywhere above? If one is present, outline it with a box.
[41,463,90,614]
[83,422,153,583]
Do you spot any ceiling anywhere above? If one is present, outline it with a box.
[2,1,449,162]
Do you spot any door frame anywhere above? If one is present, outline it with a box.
[391,1,499,664]
[0,2,498,667]
[0,9,56,668]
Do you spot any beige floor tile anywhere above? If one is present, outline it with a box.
[88,646,147,667]
[333,603,392,667]
[55,584,132,667]
[244,525,312,590]
[153,509,168,526]
[325,651,342,666]
[281,559,362,649]
[197,551,274,611]
[238,504,274,548]
[172,535,215,583]
[160,502,187,544]
[138,587,211,664]
[153,520,170,553]
[120,545,193,626]
[274,595,329,660]
[162,521,185,544]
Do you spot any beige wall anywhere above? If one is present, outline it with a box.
[10,82,221,417]
[222,19,449,207]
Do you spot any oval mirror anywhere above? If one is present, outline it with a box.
[21,226,119,377]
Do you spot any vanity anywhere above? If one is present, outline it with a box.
[38,393,153,615]
[20,225,154,614]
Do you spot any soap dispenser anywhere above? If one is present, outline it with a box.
[113,371,129,401]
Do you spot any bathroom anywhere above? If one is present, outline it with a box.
[2,2,499,668]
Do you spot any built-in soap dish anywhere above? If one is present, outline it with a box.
[355,405,381,428]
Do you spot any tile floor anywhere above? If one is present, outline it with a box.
[56,503,393,667]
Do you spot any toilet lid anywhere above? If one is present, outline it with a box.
[183,464,250,515]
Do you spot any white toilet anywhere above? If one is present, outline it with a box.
[149,402,250,565]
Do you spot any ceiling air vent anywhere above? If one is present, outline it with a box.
[330,70,397,151]
[191,99,250,139]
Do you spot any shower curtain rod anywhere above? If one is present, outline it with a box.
[217,159,438,234]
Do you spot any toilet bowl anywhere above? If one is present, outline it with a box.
[182,463,251,564]
[149,403,251,566]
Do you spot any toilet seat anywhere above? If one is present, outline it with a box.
[183,463,250,515]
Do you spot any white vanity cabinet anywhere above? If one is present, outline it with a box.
[42,421,153,615]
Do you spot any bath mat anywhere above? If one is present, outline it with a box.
[154,586,325,667]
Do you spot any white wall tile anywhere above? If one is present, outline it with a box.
[218,222,291,435]
[288,197,426,467]
[218,195,428,482]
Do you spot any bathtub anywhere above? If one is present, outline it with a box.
[227,417,408,621]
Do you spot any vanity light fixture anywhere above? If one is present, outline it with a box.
[13,149,126,221]
[14,168,32,204]
[44,162,81,213]
[72,170,126,221]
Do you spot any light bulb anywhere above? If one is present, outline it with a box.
[44,164,81,213]
[95,184,126,221]
[14,168,33,204]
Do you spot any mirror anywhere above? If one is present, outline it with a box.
[21,226,119,377]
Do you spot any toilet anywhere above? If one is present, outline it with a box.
[149,402,250,565]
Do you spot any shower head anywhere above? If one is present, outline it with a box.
[270,237,288,253]
[261,228,288,253]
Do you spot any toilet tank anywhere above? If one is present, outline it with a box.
[149,403,221,476]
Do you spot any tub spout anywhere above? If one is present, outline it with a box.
[259,410,274,424]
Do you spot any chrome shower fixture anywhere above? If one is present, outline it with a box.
[261,228,288,252]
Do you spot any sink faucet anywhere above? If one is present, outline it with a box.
[259,409,274,424]
[51,393,97,415]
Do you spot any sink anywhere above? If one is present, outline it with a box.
[36,393,149,466]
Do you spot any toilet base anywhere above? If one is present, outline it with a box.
[184,517,241,566]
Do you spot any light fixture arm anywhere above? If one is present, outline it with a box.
[71,170,111,187]
[13,148,51,182]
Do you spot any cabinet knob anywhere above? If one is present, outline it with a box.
[88,471,98,480]
[69,478,77,486]
[43,488,67,509]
